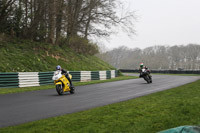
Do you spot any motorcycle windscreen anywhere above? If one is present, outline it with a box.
[142,69,146,72]
[52,70,62,80]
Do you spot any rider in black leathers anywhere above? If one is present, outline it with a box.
[56,65,74,88]
[139,63,152,79]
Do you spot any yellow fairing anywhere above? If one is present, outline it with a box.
[54,75,71,92]
[55,82,62,85]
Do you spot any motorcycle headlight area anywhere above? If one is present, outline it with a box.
[55,71,60,75]
[54,76,59,80]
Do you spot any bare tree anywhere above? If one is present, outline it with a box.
[48,0,56,44]
[0,0,135,56]
[98,44,200,70]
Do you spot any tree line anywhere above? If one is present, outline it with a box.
[98,44,200,70]
[0,0,134,55]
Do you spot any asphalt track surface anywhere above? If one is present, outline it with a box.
[0,74,199,128]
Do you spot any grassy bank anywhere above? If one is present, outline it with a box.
[0,38,114,72]
[0,79,200,132]
[0,75,137,94]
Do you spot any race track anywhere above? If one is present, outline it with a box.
[0,74,199,128]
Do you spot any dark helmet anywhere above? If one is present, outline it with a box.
[56,65,61,70]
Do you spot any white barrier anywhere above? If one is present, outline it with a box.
[99,71,107,80]
[18,72,40,87]
[81,71,91,82]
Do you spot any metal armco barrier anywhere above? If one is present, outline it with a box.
[19,72,40,88]
[0,70,118,88]
[119,69,200,74]
[0,72,19,88]
[39,72,54,85]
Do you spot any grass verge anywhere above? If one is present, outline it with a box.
[0,79,200,132]
[0,75,138,95]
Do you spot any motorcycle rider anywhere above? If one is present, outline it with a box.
[139,63,152,78]
[56,65,74,89]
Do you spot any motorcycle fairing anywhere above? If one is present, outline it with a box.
[54,75,70,92]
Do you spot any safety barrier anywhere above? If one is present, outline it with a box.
[0,72,19,88]
[119,69,200,74]
[0,70,118,88]
[19,72,40,88]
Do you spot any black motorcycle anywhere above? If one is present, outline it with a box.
[140,69,152,84]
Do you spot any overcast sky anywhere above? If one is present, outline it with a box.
[102,0,200,50]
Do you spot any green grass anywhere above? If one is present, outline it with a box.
[0,38,114,72]
[1,79,200,133]
[0,76,137,94]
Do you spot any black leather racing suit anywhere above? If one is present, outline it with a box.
[139,67,152,79]
[61,69,73,88]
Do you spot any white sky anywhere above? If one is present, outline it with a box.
[103,0,200,50]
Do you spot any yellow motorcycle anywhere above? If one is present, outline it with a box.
[52,70,75,95]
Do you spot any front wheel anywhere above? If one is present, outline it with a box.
[150,78,152,83]
[56,85,63,95]
[149,75,152,83]
[144,76,150,84]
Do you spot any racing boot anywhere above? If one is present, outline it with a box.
[69,79,74,89]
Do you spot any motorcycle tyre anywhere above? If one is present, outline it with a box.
[56,85,63,95]
[145,76,150,84]
[149,76,152,83]
[70,87,75,94]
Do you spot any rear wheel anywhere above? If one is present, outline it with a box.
[70,87,75,94]
[56,85,63,95]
